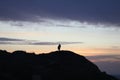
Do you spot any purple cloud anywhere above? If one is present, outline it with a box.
[0,0,120,26]
[0,37,83,45]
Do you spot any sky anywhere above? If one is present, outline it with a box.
[0,0,120,75]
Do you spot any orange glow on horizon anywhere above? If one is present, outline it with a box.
[0,44,120,56]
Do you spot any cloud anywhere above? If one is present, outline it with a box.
[0,37,83,45]
[86,55,120,62]
[0,37,23,41]
[6,18,114,30]
[31,42,83,45]
[0,0,120,26]
[0,41,12,44]
[86,55,120,75]
[111,46,120,49]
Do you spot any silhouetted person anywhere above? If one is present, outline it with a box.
[58,44,61,51]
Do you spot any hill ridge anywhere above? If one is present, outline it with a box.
[0,50,119,80]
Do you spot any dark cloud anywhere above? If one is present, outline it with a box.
[31,42,83,45]
[0,41,12,44]
[0,0,120,25]
[0,37,23,41]
[0,37,83,45]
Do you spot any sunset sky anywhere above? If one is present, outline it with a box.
[0,0,120,75]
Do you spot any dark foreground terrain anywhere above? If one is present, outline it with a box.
[0,50,119,80]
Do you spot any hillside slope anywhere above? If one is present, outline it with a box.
[0,50,119,80]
